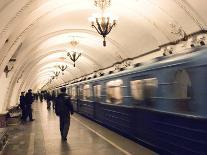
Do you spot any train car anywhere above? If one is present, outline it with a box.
[60,47,207,154]
[66,85,79,112]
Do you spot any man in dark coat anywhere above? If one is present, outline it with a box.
[40,91,44,102]
[46,92,52,109]
[25,89,34,121]
[56,87,74,141]
[19,92,26,121]
[51,91,56,110]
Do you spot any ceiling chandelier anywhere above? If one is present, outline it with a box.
[67,39,81,67]
[89,0,117,46]
[58,65,67,75]
[53,71,60,79]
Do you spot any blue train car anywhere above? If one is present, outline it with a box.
[64,47,207,154]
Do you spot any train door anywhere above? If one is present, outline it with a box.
[173,69,192,112]
[174,69,191,99]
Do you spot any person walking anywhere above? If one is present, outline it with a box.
[19,92,26,121]
[55,87,74,141]
[25,89,35,121]
[51,90,56,110]
[40,91,43,102]
[46,92,52,109]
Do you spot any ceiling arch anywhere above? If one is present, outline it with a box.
[1,0,207,111]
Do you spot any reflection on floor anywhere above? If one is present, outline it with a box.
[2,101,156,155]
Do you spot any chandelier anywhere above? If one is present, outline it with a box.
[53,71,60,79]
[58,65,67,75]
[67,39,81,67]
[94,0,111,10]
[89,0,117,46]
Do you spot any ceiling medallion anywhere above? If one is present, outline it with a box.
[89,0,117,46]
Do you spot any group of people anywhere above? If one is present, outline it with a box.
[44,91,56,110]
[19,87,74,142]
[19,89,35,122]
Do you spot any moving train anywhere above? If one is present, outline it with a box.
[54,47,207,154]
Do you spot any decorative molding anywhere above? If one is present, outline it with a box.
[17,73,23,83]
[162,46,173,56]
[4,58,16,78]
[174,0,205,30]
[55,31,207,88]
[0,0,35,39]
[169,23,187,40]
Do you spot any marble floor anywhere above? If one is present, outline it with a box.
[1,101,156,155]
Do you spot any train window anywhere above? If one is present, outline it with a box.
[144,78,158,99]
[68,87,72,96]
[131,78,158,100]
[79,85,83,99]
[106,79,123,104]
[94,85,101,99]
[174,70,191,99]
[83,84,91,100]
[130,80,144,100]
[71,87,76,99]
[67,88,69,95]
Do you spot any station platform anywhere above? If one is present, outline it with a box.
[1,102,156,155]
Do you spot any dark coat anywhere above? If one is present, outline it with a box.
[25,92,33,106]
[45,93,52,101]
[56,93,74,116]
[19,95,26,109]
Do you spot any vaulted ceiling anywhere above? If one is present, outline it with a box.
[0,0,207,111]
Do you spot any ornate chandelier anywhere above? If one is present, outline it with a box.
[58,65,67,75]
[53,71,60,79]
[94,0,111,10]
[89,0,117,46]
[67,39,81,67]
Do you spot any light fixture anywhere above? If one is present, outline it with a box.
[54,71,60,78]
[67,39,81,67]
[58,65,67,75]
[94,0,111,9]
[89,0,117,46]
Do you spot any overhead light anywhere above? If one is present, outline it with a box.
[58,65,67,75]
[53,71,60,78]
[94,0,111,10]
[89,0,117,46]
[67,39,81,67]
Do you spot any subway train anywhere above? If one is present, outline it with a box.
[54,47,207,154]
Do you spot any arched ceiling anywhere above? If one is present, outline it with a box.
[0,0,207,92]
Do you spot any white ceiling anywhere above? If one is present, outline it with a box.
[0,0,207,91]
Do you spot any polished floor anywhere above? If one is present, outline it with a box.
[2,101,156,155]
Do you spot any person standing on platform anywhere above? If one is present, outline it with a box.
[35,93,38,101]
[19,92,26,121]
[46,91,52,109]
[55,87,74,141]
[51,90,56,110]
[37,91,40,101]
[40,91,43,102]
[25,89,35,121]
